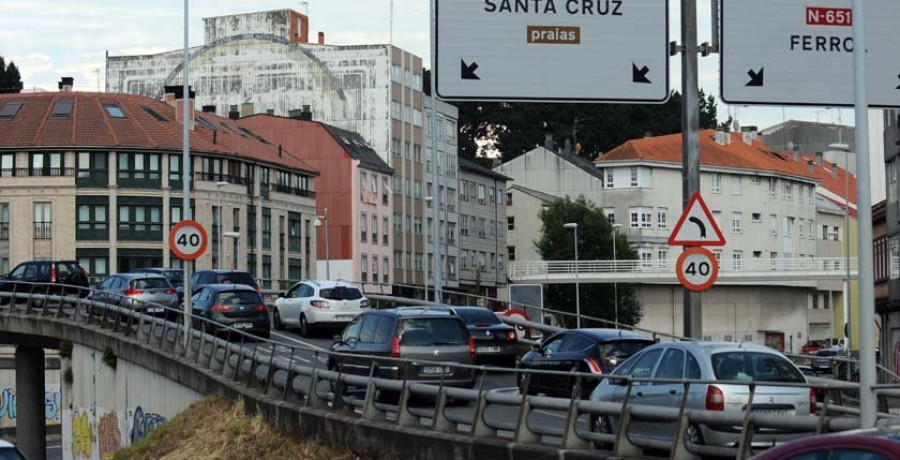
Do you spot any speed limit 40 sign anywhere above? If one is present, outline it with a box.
[169,220,208,261]
[676,247,719,292]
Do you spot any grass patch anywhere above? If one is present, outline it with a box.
[113,397,354,460]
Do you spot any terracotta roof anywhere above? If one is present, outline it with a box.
[597,130,819,181]
[801,154,857,207]
[0,91,318,175]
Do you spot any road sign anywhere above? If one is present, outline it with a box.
[676,247,719,292]
[721,0,900,107]
[169,220,208,261]
[434,0,669,103]
[668,193,726,247]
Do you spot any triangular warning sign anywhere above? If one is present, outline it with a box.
[668,192,726,246]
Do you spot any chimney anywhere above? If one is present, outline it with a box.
[201,105,216,113]
[815,151,824,167]
[564,138,573,155]
[644,131,652,138]
[278,145,283,158]
[830,162,838,179]
[228,105,240,120]
[807,159,815,173]
[164,85,196,131]
[292,12,310,44]
[544,133,553,150]
[266,109,275,115]
[793,150,799,163]
[714,131,731,146]
[289,107,313,121]
[58,77,74,92]
[318,31,325,45]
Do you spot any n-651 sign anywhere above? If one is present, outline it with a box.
[169,220,208,261]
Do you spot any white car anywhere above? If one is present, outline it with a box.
[272,281,370,337]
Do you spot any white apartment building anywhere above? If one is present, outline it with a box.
[423,97,460,292]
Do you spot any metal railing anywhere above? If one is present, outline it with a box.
[194,172,248,186]
[33,222,51,240]
[0,282,889,459]
[270,183,316,199]
[0,168,76,178]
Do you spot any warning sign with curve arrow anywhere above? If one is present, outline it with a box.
[668,192,726,247]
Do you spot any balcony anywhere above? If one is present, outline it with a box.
[33,222,52,240]
[0,223,7,240]
[195,172,248,186]
[2,168,75,178]
[270,183,315,199]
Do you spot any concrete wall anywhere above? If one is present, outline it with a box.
[61,343,202,460]
[0,356,60,431]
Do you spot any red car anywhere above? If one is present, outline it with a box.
[751,428,900,460]
[801,340,826,355]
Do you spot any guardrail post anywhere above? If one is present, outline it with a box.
[513,373,540,443]
[206,334,219,371]
[233,335,246,382]
[471,368,496,437]
[178,317,190,358]
[612,380,642,457]
[736,383,756,460]
[194,327,207,365]
[305,354,328,409]
[432,373,454,432]
[263,345,277,395]
[9,282,17,311]
[158,317,169,350]
[816,390,829,435]
[361,362,385,421]
[220,331,233,378]
[245,342,260,388]
[396,377,417,427]
[670,382,700,460]
[282,348,298,403]
[561,375,590,449]
[39,288,49,316]
[24,284,34,314]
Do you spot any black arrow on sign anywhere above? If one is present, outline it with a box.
[746,68,765,87]
[632,64,651,84]
[461,60,480,80]
[896,73,900,89]
[688,217,707,238]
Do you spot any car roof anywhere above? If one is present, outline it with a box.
[648,341,787,356]
[389,306,457,317]
[568,328,653,342]
[133,267,181,272]
[199,284,259,292]
[116,273,166,280]
[196,269,252,275]
[294,280,359,289]
[450,306,495,313]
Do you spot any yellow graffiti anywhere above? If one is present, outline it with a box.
[72,411,94,458]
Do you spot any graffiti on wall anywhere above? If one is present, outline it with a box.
[130,407,167,443]
[72,410,94,459]
[98,412,121,459]
[0,386,62,427]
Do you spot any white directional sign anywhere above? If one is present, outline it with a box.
[721,0,900,107]
[435,0,669,103]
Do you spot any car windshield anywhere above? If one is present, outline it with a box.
[161,271,183,283]
[816,350,837,357]
[215,291,262,306]
[319,286,363,301]
[399,318,469,346]
[132,278,169,289]
[214,273,257,288]
[711,352,804,383]
[599,340,652,366]
[455,308,501,326]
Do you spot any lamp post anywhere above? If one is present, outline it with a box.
[223,231,240,270]
[314,208,330,279]
[612,223,623,328]
[215,181,228,269]
[829,143,851,354]
[564,222,580,328]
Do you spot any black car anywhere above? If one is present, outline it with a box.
[0,260,90,304]
[329,307,477,388]
[190,270,260,293]
[517,329,655,398]
[450,307,519,366]
[131,267,185,300]
[188,284,270,340]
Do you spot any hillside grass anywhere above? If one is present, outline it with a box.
[113,397,354,460]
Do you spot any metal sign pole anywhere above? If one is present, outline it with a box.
[430,0,442,304]
[852,0,876,429]
[681,0,702,339]
[182,0,192,347]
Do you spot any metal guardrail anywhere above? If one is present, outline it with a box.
[0,282,891,459]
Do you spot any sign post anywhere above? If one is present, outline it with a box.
[169,220,208,346]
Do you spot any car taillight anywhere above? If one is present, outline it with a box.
[391,337,401,358]
[123,288,144,297]
[505,330,518,342]
[210,304,232,313]
[166,289,177,295]
[50,265,57,283]
[311,300,330,309]
[585,358,603,374]
[360,299,370,308]
[469,337,477,360]
[253,304,267,313]
[257,286,262,294]
[810,388,818,414]
[706,385,725,411]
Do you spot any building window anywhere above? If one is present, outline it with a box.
[77,253,109,284]
[33,202,52,239]
[732,212,742,234]
[0,154,13,176]
[372,214,378,244]
[783,181,793,201]
[630,167,638,187]
[506,193,513,206]
[769,214,778,235]
[118,203,161,240]
[262,255,272,288]
[630,207,652,228]
[29,153,64,177]
[657,250,668,268]
[784,217,794,237]
[753,251,762,258]
[288,214,302,253]
[507,217,515,231]
[361,254,368,283]
[361,212,368,243]
[382,257,390,283]
[731,175,742,195]
[604,208,615,225]
[117,153,161,187]
[751,213,762,223]
[711,173,721,193]
[768,178,777,197]
[477,184,486,204]
[415,253,423,272]
[606,169,614,189]
[0,204,7,240]
[77,202,108,240]
[508,246,516,262]
[262,208,272,250]
[829,226,840,241]
[77,152,108,187]
[657,208,667,229]
[639,249,652,269]
[751,176,761,185]
[733,251,743,270]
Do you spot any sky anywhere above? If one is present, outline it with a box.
[0,0,878,132]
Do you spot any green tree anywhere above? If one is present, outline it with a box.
[535,197,642,327]
[0,54,23,94]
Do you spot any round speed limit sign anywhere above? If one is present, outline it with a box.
[169,220,209,261]
[676,247,719,292]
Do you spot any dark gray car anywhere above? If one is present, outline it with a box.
[91,273,178,316]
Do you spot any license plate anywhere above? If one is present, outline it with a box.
[146,308,164,313]
[335,315,355,321]
[753,409,790,415]
[477,346,502,353]
[420,366,452,375]
[233,323,253,330]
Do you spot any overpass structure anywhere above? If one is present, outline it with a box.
[508,257,859,285]
[0,283,890,460]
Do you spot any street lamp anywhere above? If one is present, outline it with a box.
[564,222,581,328]
[829,143,852,356]
[223,231,240,270]
[215,181,229,269]
[313,208,330,279]
[612,223,624,329]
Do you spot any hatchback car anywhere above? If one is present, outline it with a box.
[517,329,655,398]
[131,267,185,299]
[91,273,178,316]
[189,284,270,340]
[811,349,838,374]
[449,307,519,366]
[589,342,814,449]
[0,260,90,304]
[329,307,477,388]
[190,269,260,292]
[273,280,369,337]
[751,426,900,460]
[801,340,826,355]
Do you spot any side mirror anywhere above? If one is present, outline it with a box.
[332,334,342,342]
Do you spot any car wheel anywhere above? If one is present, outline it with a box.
[685,424,705,446]
[273,308,285,331]
[590,414,614,449]
[299,315,311,338]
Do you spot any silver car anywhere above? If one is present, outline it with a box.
[92,273,179,316]
[589,342,815,448]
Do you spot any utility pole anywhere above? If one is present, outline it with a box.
[181,0,193,346]
[429,0,442,304]
[681,0,702,339]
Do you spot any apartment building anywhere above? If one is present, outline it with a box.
[0,86,318,287]
[457,157,511,299]
[423,97,460,293]
[505,185,559,265]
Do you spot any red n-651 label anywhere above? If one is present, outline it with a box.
[806,7,853,26]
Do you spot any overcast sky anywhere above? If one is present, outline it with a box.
[0,0,863,130]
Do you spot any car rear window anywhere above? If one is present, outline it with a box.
[214,273,258,288]
[161,270,183,283]
[816,350,836,357]
[455,308,501,326]
[215,290,262,306]
[711,352,804,383]
[320,286,363,301]
[131,278,170,289]
[398,318,469,346]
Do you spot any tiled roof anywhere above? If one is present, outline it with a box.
[597,130,819,181]
[0,92,318,175]
[802,154,857,206]
[459,157,511,182]
[319,123,393,175]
